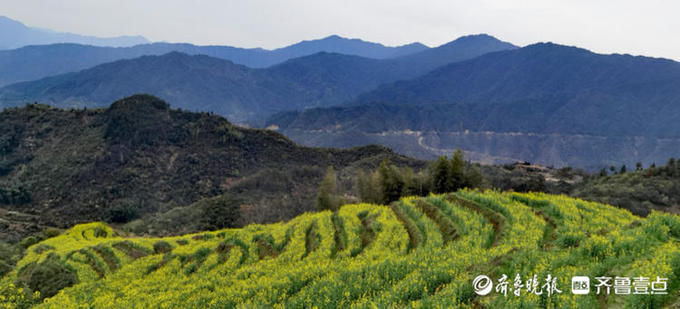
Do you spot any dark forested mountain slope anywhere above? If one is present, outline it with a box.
[269,43,680,168]
[0,95,421,241]
[354,42,680,137]
[0,52,301,122]
[0,52,400,122]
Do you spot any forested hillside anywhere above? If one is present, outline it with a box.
[0,95,422,242]
[269,43,680,168]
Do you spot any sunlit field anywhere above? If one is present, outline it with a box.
[3,190,679,308]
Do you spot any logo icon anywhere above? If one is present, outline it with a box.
[572,276,590,295]
[473,275,493,296]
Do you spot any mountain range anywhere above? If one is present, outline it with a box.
[0,35,516,123]
[1,22,679,169]
[268,43,680,168]
[0,32,433,87]
[0,16,149,50]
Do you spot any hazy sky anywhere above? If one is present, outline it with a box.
[2,0,679,60]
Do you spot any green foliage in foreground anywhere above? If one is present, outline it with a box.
[1,191,680,308]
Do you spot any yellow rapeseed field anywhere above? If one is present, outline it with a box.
[2,191,679,308]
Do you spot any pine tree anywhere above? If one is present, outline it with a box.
[379,160,404,204]
[430,156,451,194]
[369,170,384,203]
[356,170,382,204]
[400,167,416,196]
[356,170,369,202]
[449,150,465,190]
[463,164,484,188]
[667,158,677,177]
[317,166,339,211]
[599,168,607,177]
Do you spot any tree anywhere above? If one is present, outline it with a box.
[356,170,382,204]
[620,165,627,174]
[599,168,607,177]
[200,195,242,230]
[403,168,431,196]
[430,156,451,194]
[463,164,484,189]
[635,162,643,171]
[667,158,677,177]
[379,160,405,204]
[317,166,341,211]
[400,167,416,196]
[108,202,139,223]
[356,170,370,202]
[449,150,465,190]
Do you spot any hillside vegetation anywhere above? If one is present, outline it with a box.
[0,95,422,241]
[2,191,679,308]
[574,160,680,216]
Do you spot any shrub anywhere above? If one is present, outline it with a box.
[199,195,241,231]
[16,253,78,299]
[18,236,41,250]
[556,233,584,248]
[32,244,55,254]
[153,241,174,254]
[108,204,139,223]
[41,228,61,239]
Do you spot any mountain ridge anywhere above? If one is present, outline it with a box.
[0,15,149,50]
[0,32,432,86]
[0,35,517,122]
[268,42,680,168]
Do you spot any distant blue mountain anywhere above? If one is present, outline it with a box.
[272,35,428,60]
[0,20,429,86]
[395,34,518,71]
[0,34,512,87]
[0,35,515,123]
[268,43,680,168]
[0,16,149,50]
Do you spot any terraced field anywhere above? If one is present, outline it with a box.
[2,190,680,308]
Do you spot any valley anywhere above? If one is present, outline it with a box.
[276,128,680,169]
